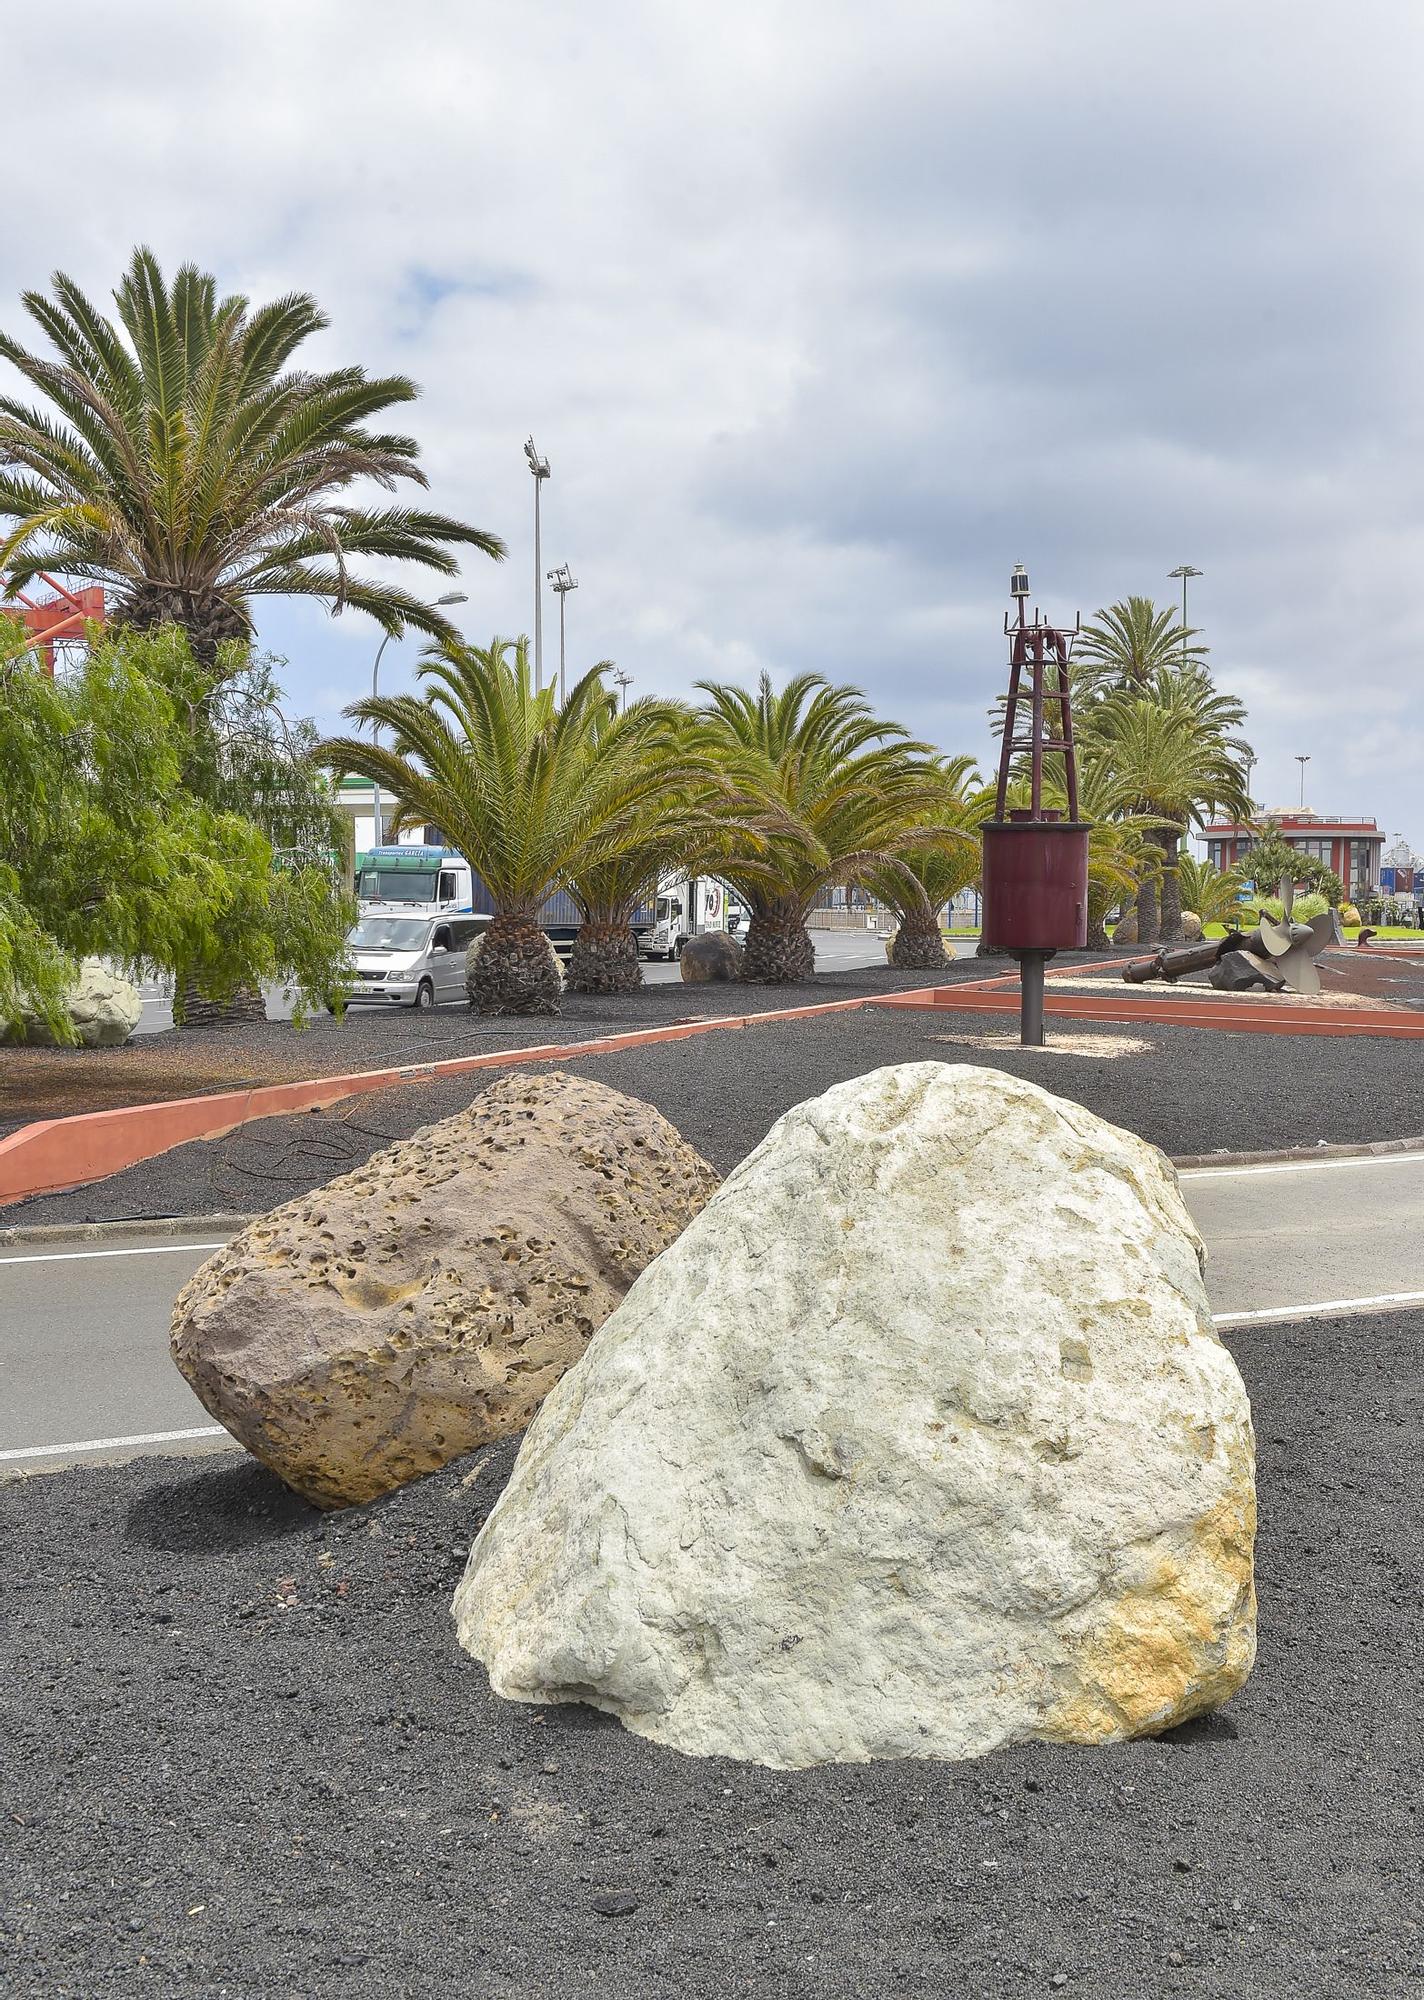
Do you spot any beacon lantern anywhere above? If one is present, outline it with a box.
[980,564,1093,1045]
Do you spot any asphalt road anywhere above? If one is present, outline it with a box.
[3,1147,1420,1475]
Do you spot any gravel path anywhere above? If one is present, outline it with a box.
[9,1001,1424,1226]
[3,1307,1420,1998]
[0,961,1002,1136]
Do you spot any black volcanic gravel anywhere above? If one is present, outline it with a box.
[3,1308,1422,1998]
[9,1000,1424,1227]
[0,960,1007,1137]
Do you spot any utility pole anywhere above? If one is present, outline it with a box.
[613,668,633,712]
[523,438,551,690]
[547,564,577,704]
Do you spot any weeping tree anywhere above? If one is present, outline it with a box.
[693,673,938,983]
[0,247,502,667]
[866,757,992,970]
[322,638,719,1015]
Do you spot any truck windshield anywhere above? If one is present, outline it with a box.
[357,868,437,902]
[348,917,431,952]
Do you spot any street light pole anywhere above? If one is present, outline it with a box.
[547,563,578,705]
[1296,754,1311,808]
[612,668,632,713]
[1168,564,1203,663]
[524,438,551,691]
[368,591,467,849]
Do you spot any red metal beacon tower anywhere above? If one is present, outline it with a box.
[980,564,1092,1046]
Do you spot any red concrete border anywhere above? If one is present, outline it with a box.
[0,992,901,1208]
[873,986,1424,1037]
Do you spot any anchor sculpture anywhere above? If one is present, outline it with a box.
[1122,878,1343,995]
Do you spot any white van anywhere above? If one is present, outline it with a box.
[342,911,489,1009]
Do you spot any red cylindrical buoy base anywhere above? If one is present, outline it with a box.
[981,814,1092,953]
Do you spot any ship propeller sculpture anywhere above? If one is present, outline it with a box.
[1123,878,1342,996]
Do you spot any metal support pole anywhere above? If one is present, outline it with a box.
[559,585,566,706]
[1019,950,1047,1047]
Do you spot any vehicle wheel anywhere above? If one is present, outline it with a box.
[415,980,435,1010]
[673,937,686,961]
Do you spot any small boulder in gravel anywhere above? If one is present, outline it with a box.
[171,1072,718,1509]
[454,1062,1256,1768]
[5,959,143,1047]
[680,932,743,983]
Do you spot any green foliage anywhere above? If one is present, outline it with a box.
[1237,831,1343,906]
[0,624,354,1037]
[320,635,725,920]
[0,247,502,662]
[1252,892,1329,925]
[867,756,992,922]
[692,671,940,919]
[1073,596,1208,699]
[1175,853,1250,925]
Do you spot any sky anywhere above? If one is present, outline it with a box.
[6,1,1424,846]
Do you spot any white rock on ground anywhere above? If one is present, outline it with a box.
[10,959,144,1046]
[453,1061,1256,1769]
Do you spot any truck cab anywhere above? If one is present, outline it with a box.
[355,846,473,912]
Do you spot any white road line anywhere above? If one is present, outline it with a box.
[1213,1289,1424,1327]
[0,1423,227,1463]
[0,1242,226,1267]
[1181,1152,1424,1181]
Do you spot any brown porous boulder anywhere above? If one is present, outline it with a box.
[1181,911,1203,941]
[170,1072,719,1509]
[680,931,743,982]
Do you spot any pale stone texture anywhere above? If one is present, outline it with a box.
[454,1062,1255,1769]
[171,1072,718,1509]
[8,959,143,1046]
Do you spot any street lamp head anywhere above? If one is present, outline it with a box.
[436,591,468,607]
[524,436,551,479]
[1168,564,1204,580]
[547,564,578,593]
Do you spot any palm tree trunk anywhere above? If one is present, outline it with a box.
[890,907,950,971]
[742,902,815,983]
[175,977,268,1029]
[1157,828,1185,945]
[1135,857,1160,948]
[466,914,562,1015]
[567,920,643,995]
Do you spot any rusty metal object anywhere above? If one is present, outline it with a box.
[980,565,1094,1046]
[1121,895,1341,997]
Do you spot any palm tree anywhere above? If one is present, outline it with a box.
[561,702,758,994]
[0,248,501,669]
[1175,853,1249,929]
[1080,678,1251,945]
[321,639,716,1014]
[694,673,938,982]
[1073,595,1207,701]
[867,757,991,970]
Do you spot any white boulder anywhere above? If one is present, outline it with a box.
[453,1062,1256,1769]
[13,959,144,1047]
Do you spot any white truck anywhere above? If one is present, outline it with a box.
[639,876,750,961]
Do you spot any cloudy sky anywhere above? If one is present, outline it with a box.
[7,1,1423,842]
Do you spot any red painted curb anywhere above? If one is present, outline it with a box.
[0,990,903,1208]
[873,987,1424,1037]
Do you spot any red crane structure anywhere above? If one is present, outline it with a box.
[3,573,106,673]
